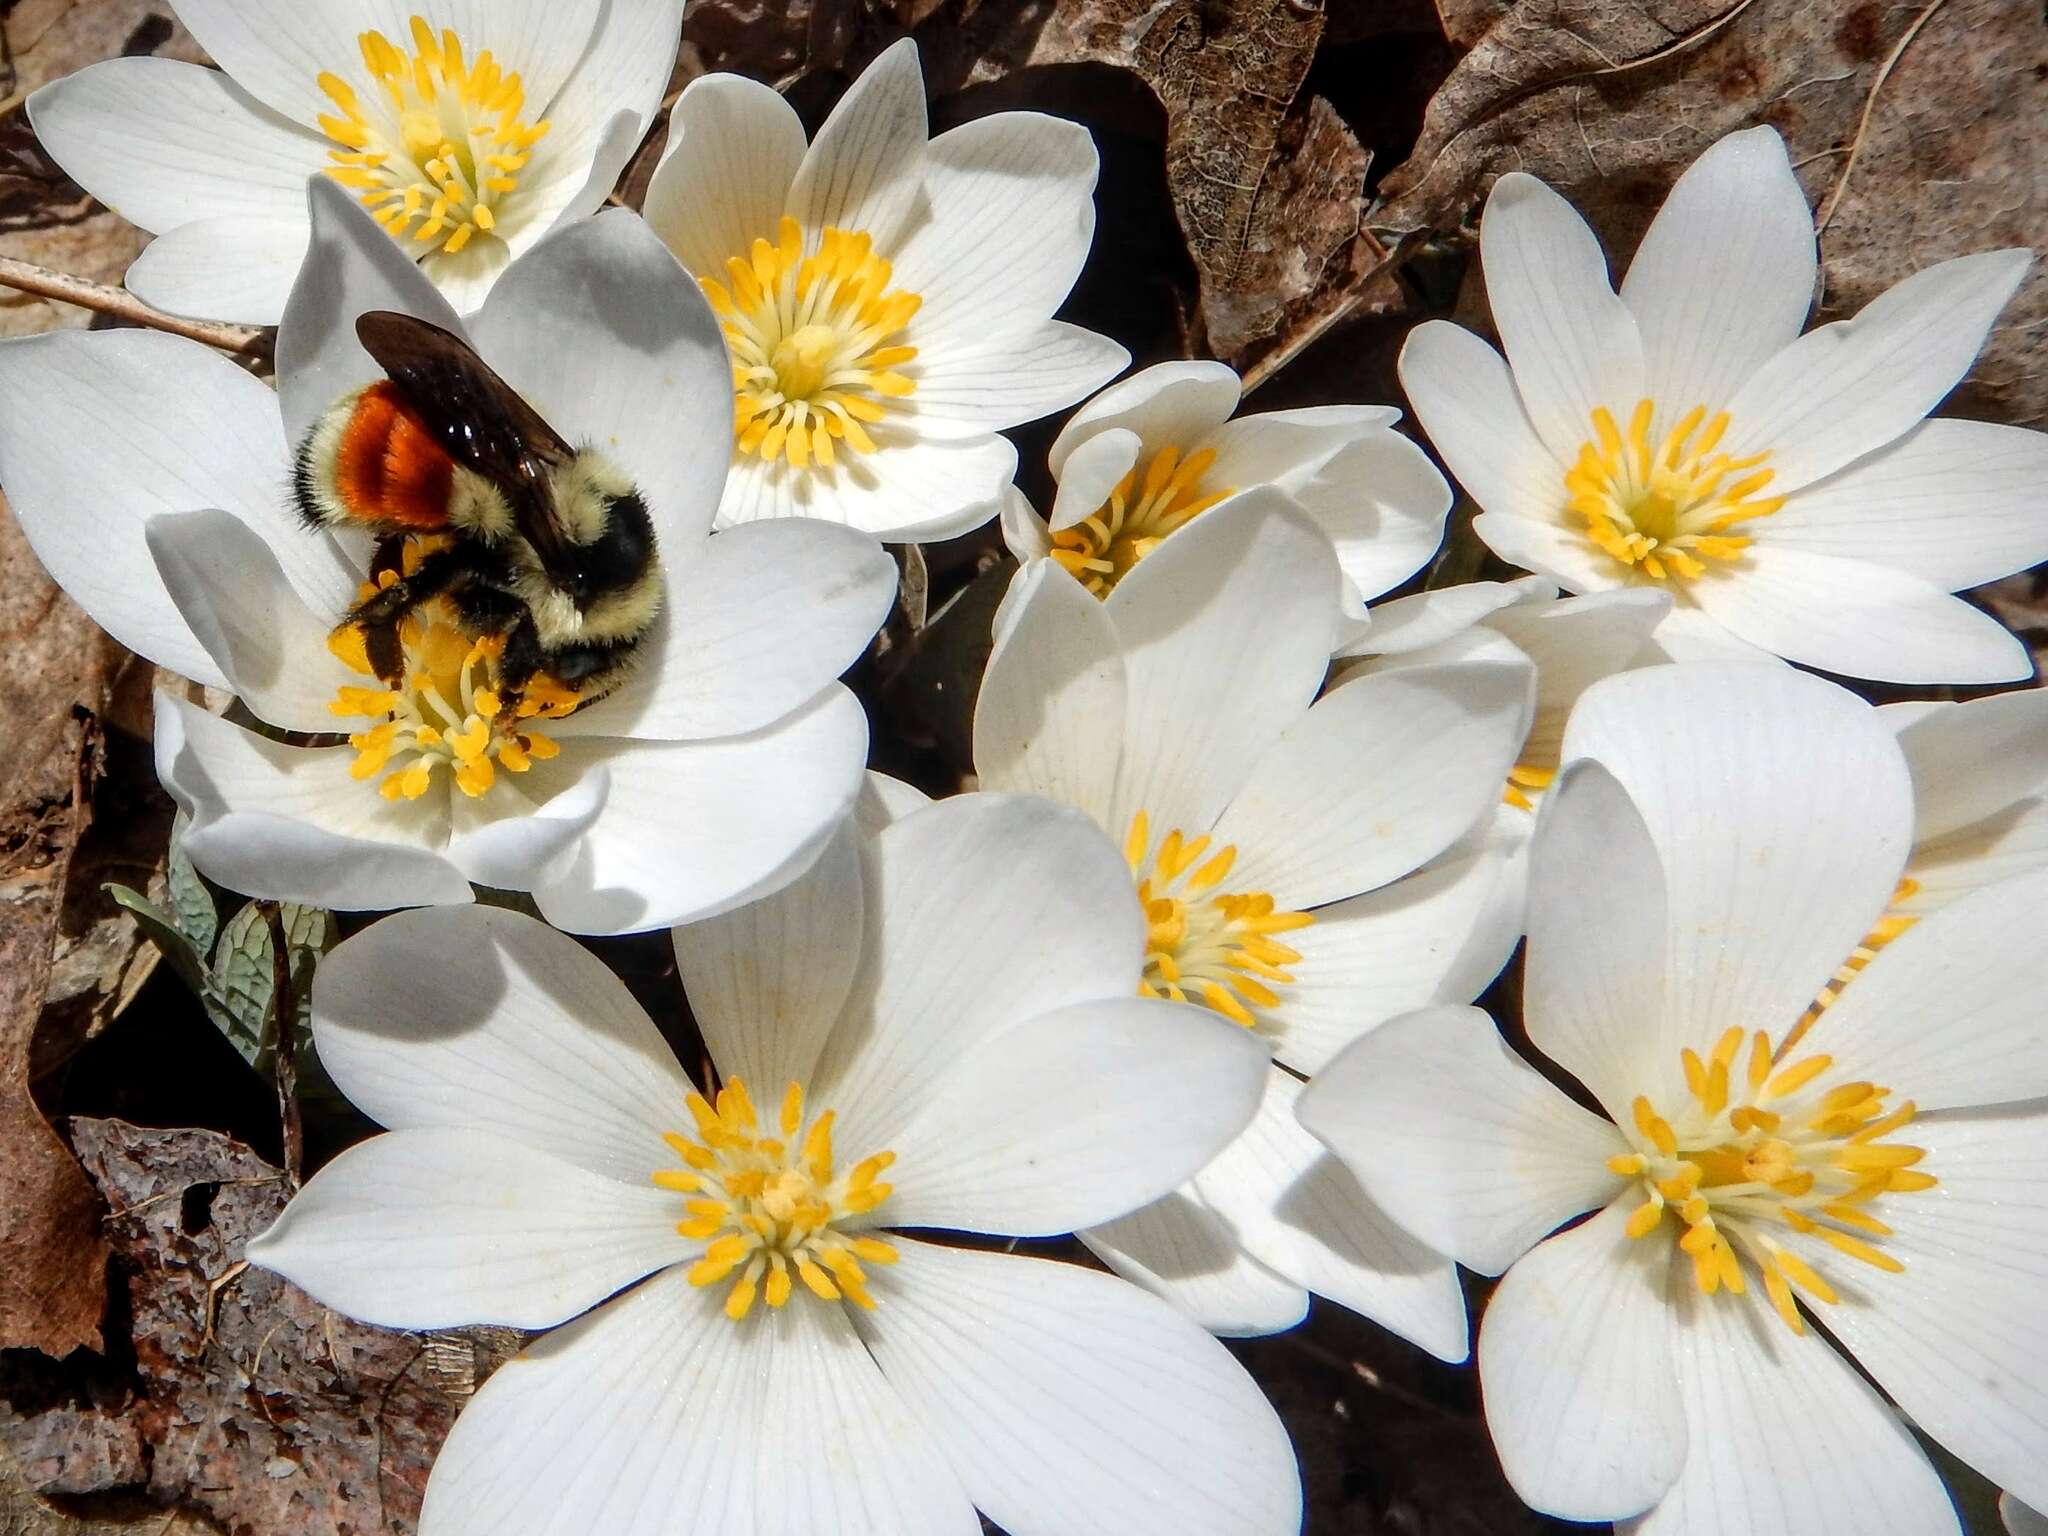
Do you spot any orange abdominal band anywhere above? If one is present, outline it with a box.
[337,381,455,528]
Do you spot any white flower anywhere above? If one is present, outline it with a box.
[247,791,1298,1536]
[1401,126,2047,684]
[974,489,1534,1350]
[641,38,1128,541]
[0,180,894,934]
[1300,662,2048,1533]
[996,359,1451,620]
[29,0,680,323]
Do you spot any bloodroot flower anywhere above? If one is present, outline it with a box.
[1300,663,2048,1533]
[642,38,1127,539]
[0,181,893,933]
[1401,126,2048,683]
[248,792,1300,1536]
[30,0,682,321]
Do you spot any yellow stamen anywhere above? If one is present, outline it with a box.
[1050,443,1237,598]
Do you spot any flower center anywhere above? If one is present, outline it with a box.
[1566,400,1783,582]
[657,1076,898,1322]
[326,559,573,802]
[701,217,921,471]
[1611,1025,1935,1335]
[316,16,550,260]
[1050,445,1236,598]
[1124,811,1313,1029]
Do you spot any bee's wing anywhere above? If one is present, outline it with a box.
[355,311,575,562]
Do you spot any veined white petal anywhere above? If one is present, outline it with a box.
[1893,692,2048,849]
[482,108,645,261]
[123,213,310,327]
[1288,427,1454,607]
[904,321,1128,436]
[1048,360,1242,478]
[167,0,420,126]
[1082,1194,1311,1337]
[810,794,1144,1154]
[1046,427,1144,532]
[246,1127,687,1330]
[787,37,927,250]
[644,72,807,278]
[420,1265,976,1536]
[674,821,863,1096]
[1212,658,1533,911]
[973,561,1127,829]
[1346,578,1550,657]
[1103,491,1340,838]
[1298,1005,1625,1277]
[1561,664,1915,1053]
[857,1239,1304,1536]
[442,767,608,892]
[517,0,681,222]
[1644,600,1785,664]
[430,0,603,116]
[2004,1495,2048,1536]
[532,686,868,935]
[1765,419,2048,593]
[1193,1069,1471,1361]
[1620,126,1817,422]
[1720,249,2033,493]
[1485,587,1670,769]
[1471,509,1624,594]
[1480,172,1647,464]
[1633,1266,1959,1536]
[718,430,1017,541]
[1478,1199,1685,1522]
[1688,545,2031,684]
[1398,321,1564,524]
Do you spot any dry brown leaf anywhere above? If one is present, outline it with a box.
[1378,0,2045,424]
[1,1119,520,1535]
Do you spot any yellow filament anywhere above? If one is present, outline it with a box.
[1050,443,1237,598]
[703,217,922,469]
[317,15,550,260]
[657,1075,897,1322]
[1566,399,1782,583]
[1124,810,1312,1029]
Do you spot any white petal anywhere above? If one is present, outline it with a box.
[1192,1068,1470,1361]
[558,519,893,742]
[1485,587,1670,768]
[1298,1005,1625,1277]
[167,0,418,124]
[892,111,1099,352]
[857,768,931,831]
[0,327,341,683]
[312,905,692,1180]
[1103,491,1339,837]
[2005,1495,2048,1536]
[1689,545,2031,684]
[809,793,1145,1157]
[1798,1105,2048,1518]
[1765,419,2048,592]
[1620,127,1816,420]
[155,693,474,908]
[421,1265,976,1536]
[858,1239,1304,1536]
[885,997,1266,1236]
[1721,249,2033,493]
[1347,578,1547,657]
[1522,761,1675,1120]
[1477,1199,1685,1522]
[468,210,731,554]
[1213,658,1533,911]
[246,1127,687,1330]
[1471,509,1624,594]
[277,178,467,448]
[674,820,862,1094]
[484,105,646,264]
[787,37,927,249]
[1634,1271,1959,1536]
[1907,798,2048,917]
[1480,172,1646,463]
[1288,427,1454,607]
[418,227,516,315]
[1267,836,1518,1074]
[719,431,1016,541]
[972,560,1127,828]
[1895,691,2048,847]
[1082,1194,1311,1337]
[1644,600,1787,664]
[440,0,603,118]
[1561,663,1915,1051]
[1046,426,1143,531]
[28,59,318,232]
[442,768,608,895]
[123,214,310,327]
[644,72,807,278]
[905,320,1128,436]
[533,685,869,935]
[147,510,355,733]
[1047,360,1241,478]
[1398,321,1564,523]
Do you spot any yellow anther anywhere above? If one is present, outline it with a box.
[1763,1054,1833,1100]
[1050,443,1236,598]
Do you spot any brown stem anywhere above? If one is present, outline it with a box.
[258,901,304,1185]
[0,256,267,355]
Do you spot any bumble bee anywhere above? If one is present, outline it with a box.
[292,311,661,711]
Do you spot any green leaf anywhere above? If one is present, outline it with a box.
[165,828,217,953]
[205,902,336,1071]
[103,883,207,995]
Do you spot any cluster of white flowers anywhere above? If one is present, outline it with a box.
[7,10,2047,1533]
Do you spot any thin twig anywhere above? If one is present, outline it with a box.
[0,255,267,353]
[259,901,304,1186]
[1815,0,1949,236]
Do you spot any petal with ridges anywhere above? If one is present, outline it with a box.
[1048,360,1241,477]
[645,72,807,278]
[1083,1194,1311,1338]
[787,37,927,249]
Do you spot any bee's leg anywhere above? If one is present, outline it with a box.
[342,550,471,686]
[367,534,409,583]
[495,614,547,699]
